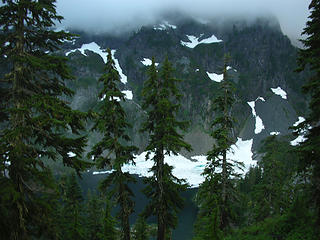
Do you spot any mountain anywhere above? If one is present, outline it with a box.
[58,15,307,162]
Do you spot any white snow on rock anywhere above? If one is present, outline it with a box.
[290,135,307,146]
[66,43,127,84]
[207,72,223,82]
[66,42,108,63]
[181,34,222,48]
[122,90,133,100]
[271,87,287,99]
[111,50,127,84]
[270,131,280,135]
[290,116,307,146]
[195,69,200,72]
[100,90,132,102]
[293,116,305,127]
[92,138,254,188]
[248,99,265,134]
[153,21,177,30]
[141,58,159,66]
[67,152,76,157]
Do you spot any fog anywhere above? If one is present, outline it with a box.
[56,0,311,46]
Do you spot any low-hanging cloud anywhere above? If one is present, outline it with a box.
[56,0,311,45]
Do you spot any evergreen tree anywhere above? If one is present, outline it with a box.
[141,57,192,240]
[0,1,90,239]
[62,173,85,240]
[296,0,320,231]
[88,48,137,240]
[132,215,150,240]
[196,54,241,235]
[100,198,118,240]
[86,190,104,240]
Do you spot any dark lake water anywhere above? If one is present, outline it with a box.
[80,171,198,240]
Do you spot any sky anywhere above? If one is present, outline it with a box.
[56,0,311,46]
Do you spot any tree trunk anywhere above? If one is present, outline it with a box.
[157,148,166,240]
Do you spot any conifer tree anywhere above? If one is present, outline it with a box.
[196,54,242,235]
[62,174,85,240]
[88,48,137,240]
[295,0,320,231]
[141,57,192,240]
[86,190,104,240]
[132,215,150,240]
[0,1,89,239]
[101,198,118,240]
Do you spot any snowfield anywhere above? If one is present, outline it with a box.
[271,87,287,99]
[66,42,127,84]
[153,21,177,30]
[248,98,265,134]
[181,34,222,48]
[290,116,307,146]
[141,58,159,66]
[206,72,223,82]
[93,138,254,188]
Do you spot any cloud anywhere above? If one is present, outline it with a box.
[56,0,311,44]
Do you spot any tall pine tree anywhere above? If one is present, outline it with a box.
[295,0,320,232]
[195,54,242,237]
[141,57,192,240]
[0,1,89,239]
[88,48,137,240]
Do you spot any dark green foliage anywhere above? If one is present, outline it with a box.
[101,198,118,240]
[141,57,192,240]
[195,54,241,237]
[295,0,320,231]
[88,48,138,240]
[86,190,105,240]
[0,1,90,239]
[132,216,150,240]
[193,177,223,240]
[61,174,85,240]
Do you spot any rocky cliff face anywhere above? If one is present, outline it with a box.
[59,15,308,156]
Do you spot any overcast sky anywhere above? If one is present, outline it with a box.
[56,0,311,46]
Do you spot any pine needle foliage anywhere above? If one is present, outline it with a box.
[88,48,138,240]
[195,54,243,237]
[295,0,320,232]
[0,1,90,239]
[141,56,192,240]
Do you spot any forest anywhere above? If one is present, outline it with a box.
[0,1,320,240]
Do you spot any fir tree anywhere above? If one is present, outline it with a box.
[86,190,104,240]
[100,198,118,240]
[132,215,150,240]
[0,1,90,239]
[295,0,320,231]
[141,57,192,240]
[197,54,242,234]
[88,48,137,240]
[62,173,85,240]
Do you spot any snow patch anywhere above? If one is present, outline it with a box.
[207,72,223,82]
[290,135,306,146]
[248,100,265,134]
[141,58,159,66]
[270,131,280,135]
[67,152,76,157]
[154,21,177,30]
[92,138,254,188]
[293,116,305,127]
[271,87,287,99]
[195,69,200,72]
[122,90,133,100]
[111,50,127,84]
[66,42,107,63]
[181,34,222,48]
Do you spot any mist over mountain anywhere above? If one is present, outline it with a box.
[56,0,310,47]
